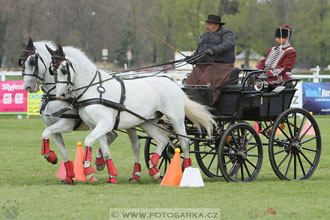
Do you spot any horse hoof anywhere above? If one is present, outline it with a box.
[96,164,105,171]
[151,172,160,181]
[129,175,140,183]
[52,156,58,165]
[85,173,95,180]
[107,177,118,184]
[61,180,73,185]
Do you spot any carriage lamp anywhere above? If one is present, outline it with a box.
[253,78,269,91]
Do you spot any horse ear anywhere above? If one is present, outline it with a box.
[58,44,64,56]
[28,37,33,46]
[26,37,35,51]
[45,44,55,55]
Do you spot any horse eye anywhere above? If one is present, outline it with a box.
[60,65,68,75]
[29,57,37,66]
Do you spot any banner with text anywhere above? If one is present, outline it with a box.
[0,80,43,115]
[0,81,27,114]
[303,82,330,115]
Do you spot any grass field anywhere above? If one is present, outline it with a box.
[0,115,329,220]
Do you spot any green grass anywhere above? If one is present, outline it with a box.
[0,115,329,220]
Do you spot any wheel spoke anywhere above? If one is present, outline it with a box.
[300,123,314,140]
[246,158,257,169]
[297,115,306,137]
[294,154,297,179]
[243,133,254,150]
[297,153,306,176]
[246,144,257,152]
[234,162,240,181]
[286,116,294,138]
[285,154,293,177]
[300,136,317,145]
[247,154,261,157]
[207,153,217,170]
[158,157,165,169]
[243,161,251,177]
[224,157,236,165]
[241,163,244,181]
[274,147,291,156]
[299,151,313,167]
[277,152,290,168]
[277,123,291,140]
[301,146,318,153]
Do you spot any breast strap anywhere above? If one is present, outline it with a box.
[73,72,126,131]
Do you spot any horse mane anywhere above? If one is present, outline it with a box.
[63,46,97,74]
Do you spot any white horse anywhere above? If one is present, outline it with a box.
[48,44,216,184]
[20,38,120,184]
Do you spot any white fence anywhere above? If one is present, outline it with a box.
[1,66,329,82]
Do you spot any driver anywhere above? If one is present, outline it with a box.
[256,25,296,85]
[184,14,235,103]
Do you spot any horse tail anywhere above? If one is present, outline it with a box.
[183,92,216,136]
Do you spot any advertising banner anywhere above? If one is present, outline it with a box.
[303,82,330,115]
[27,90,43,115]
[0,81,27,114]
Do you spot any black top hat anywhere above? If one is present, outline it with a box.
[204,14,225,25]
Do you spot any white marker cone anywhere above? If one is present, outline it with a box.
[180,167,204,187]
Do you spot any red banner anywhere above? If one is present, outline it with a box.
[0,81,27,114]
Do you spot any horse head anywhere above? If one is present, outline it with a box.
[20,37,49,93]
[48,44,75,99]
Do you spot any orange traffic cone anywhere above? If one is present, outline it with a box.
[73,142,97,182]
[253,123,261,134]
[56,160,66,179]
[160,148,182,186]
[301,120,315,135]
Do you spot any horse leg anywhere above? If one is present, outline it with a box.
[170,121,192,168]
[50,133,75,184]
[41,119,75,164]
[95,131,118,171]
[95,134,119,184]
[83,123,112,180]
[140,122,169,181]
[127,129,141,183]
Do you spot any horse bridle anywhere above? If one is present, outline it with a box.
[18,50,47,82]
[50,55,75,88]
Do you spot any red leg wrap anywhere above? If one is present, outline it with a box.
[151,153,160,167]
[107,176,118,184]
[106,159,118,176]
[133,163,141,173]
[41,139,50,155]
[129,163,141,182]
[149,167,160,176]
[46,151,57,164]
[64,161,75,178]
[83,146,92,162]
[95,157,105,165]
[184,158,192,168]
[84,166,95,175]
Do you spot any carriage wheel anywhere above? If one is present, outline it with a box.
[218,123,263,182]
[268,108,321,180]
[194,138,222,178]
[144,137,184,178]
[194,121,236,178]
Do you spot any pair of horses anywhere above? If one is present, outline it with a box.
[20,38,215,184]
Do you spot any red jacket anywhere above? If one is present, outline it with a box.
[257,44,296,84]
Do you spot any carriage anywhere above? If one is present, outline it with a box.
[142,69,321,182]
[20,39,321,184]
